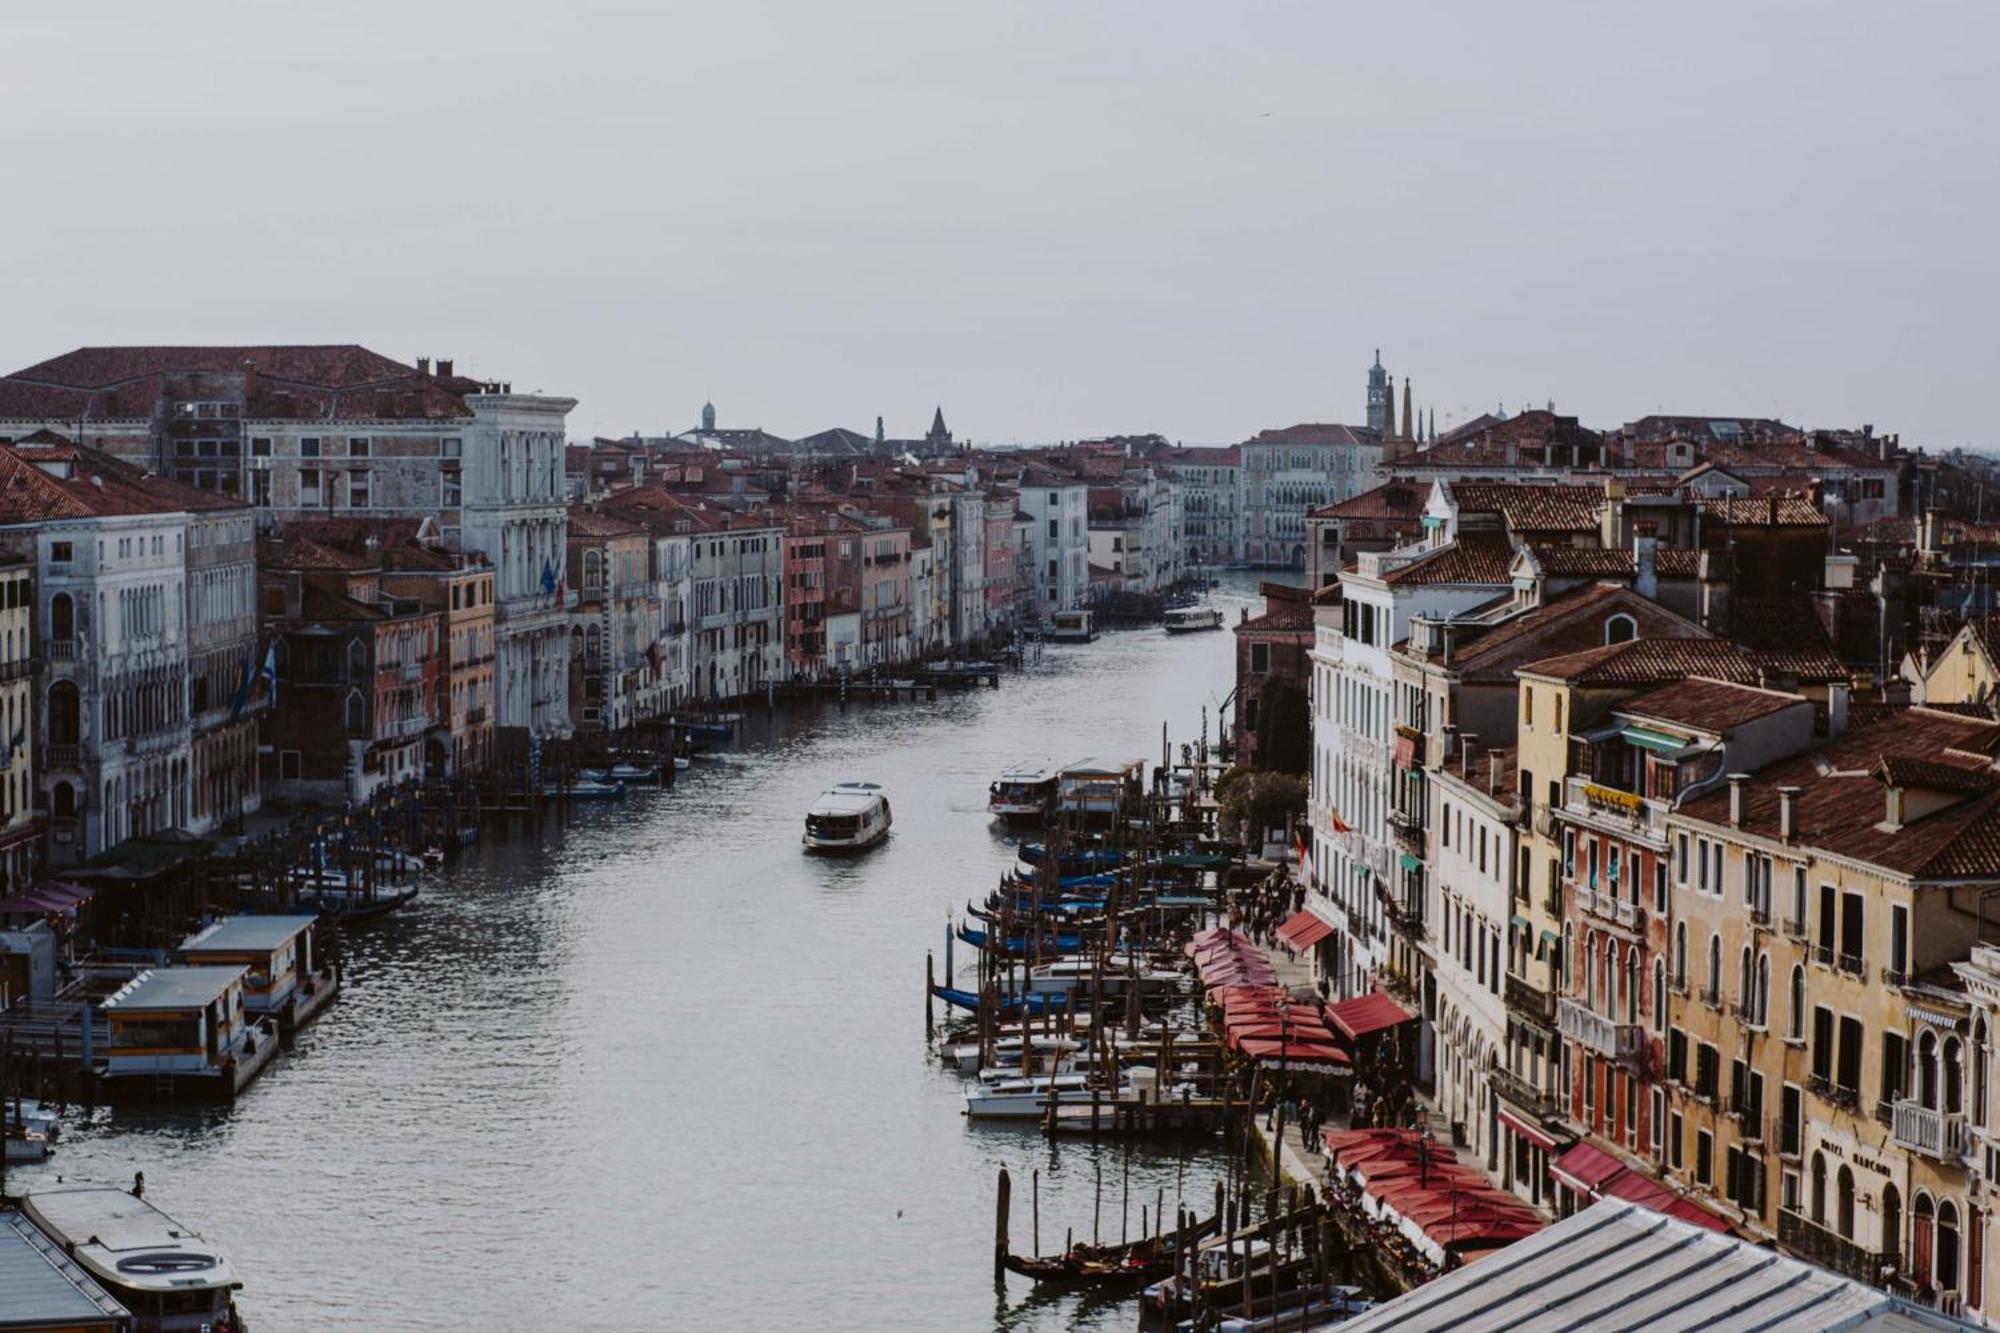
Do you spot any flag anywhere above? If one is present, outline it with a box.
[1293,826,1310,865]
[541,559,557,596]
[231,643,260,718]
[1329,810,1351,834]
[258,643,278,708]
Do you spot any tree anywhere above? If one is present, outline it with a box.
[1255,680,1310,775]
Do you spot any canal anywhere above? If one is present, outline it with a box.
[20,577,1282,1331]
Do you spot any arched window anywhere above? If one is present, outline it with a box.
[1837,1165,1856,1240]
[583,550,602,591]
[344,690,365,736]
[1977,1018,1990,1128]
[1739,945,1754,1011]
[1939,1201,1961,1293]
[1946,1036,1964,1115]
[1921,1031,1940,1110]
[50,592,73,642]
[1626,949,1640,1025]
[51,781,75,818]
[1605,613,1637,645]
[47,681,79,745]
[1755,953,1770,1027]
[1915,1194,1936,1285]
[1653,958,1667,1034]
[1585,930,1598,1008]
[1675,924,1688,988]
[1883,1183,1903,1266]
[1788,966,1806,1040]
[347,640,367,681]
[1811,1152,1828,1225]
[1706,934,1721,1000]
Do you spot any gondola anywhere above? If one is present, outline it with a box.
[929,983,1071,1017]
[1004,1211,1219,1287]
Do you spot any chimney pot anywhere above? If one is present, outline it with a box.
[1776,785,1800,842]
[417,357,431,376]
[437,358,454,379]
[1727,773,1749,827]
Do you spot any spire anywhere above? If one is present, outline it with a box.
[875,415,885,445]
[1382,376,1397,441]
[928,405,949,444]
[1367,350,1389,433]
[1427,407,1435,443]
[1400,378,1413,442]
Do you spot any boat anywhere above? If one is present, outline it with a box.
[98,967,282,1101]
[989,763,1059,821]
[1005,1211,1220,1287]
[1019,844,1123,872]
[930,983,1070,1018]
[560,779,626,801]
[21,1184,244,1332]
[1163,604,1225,633]
[421,846,446,867]
[1047,609,1097,643]
[1026,957,1187,998]
[4,1126,54,1162]
[803,782,892,854]
[297,882,419,922]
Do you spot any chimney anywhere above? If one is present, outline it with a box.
[417,357,431,376]
[1461,733,1478,780]
[1634,534,1658,600]
[1806,479,1824,509]
[240,360,258,400]
[1727,773,1749,827]
[1504,438,1518,468]
[437,359,454,380]
[1776,785,1800,842]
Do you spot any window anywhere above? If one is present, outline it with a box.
[1788,966,1805,1040]
[251,436,272,457]
[349,437,371,457]
[349,469,370,508]
[301,469,321,506]
[1781,1084,1803,1156]
[1676,833,1689,885]
[280,749,301,780]
[1669,1110,1684,1169]
[1838,1015,1863,1094]
[1890,904,1909,980]
[1605,613,1637,645]
[1250,643,1270,675]
[1813,1006,1834,1082]
[1883,1031,1908,1107]
[1651,1087,1666,1157]
[1840,893,1864,972]
[301,437,321,458]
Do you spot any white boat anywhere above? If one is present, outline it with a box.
[964,1069,1181,1120]
[989,763,1059,820]
[803,782,892,854]
[1026,956,1187,998]
[22,1185,244,1331]
[1047,609,1096,643]
[561,779,626,801]
[1164,604,1225,633]
[946,1033,1086,1074]
[4,1128,54,1161]
[1058,757,1144,822]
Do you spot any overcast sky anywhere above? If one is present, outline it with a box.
[3,2,1994,448]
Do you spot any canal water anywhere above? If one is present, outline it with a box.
[20,577,1285,1331]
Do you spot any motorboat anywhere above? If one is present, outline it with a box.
[803,782,892,854]
[22,1184,244,1332]
[1164,604,1225,633]
[989,763,1059,821]
[561,779,626,801]
[1026,956,1187,998]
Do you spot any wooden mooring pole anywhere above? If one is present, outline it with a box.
[993,1167,1011,1280]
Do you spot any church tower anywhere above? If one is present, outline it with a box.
[701,400,716,434]
[1366,350,1389,434]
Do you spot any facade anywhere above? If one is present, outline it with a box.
[0,558,34,891]
[382,552,495,777]
[1010,469,1090,615]
[1231,583,1315,768]
[566,509,653,734]
[184,504,262,837]
[1242,425,1383,567]
[1158,445,1244,566]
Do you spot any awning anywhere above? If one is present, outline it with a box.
[1598,1167,1731,1232]
[1620,725,1694,753]
[1537,929,1561,959]
[0,882,96,916]
[1496,1108,1563,1153]
[1328,989,1416,1042]
[1277,910,1335,952]
[1510,914,1532,934]
[1399,853,1423,873]
[1550,1141,1626,1196]
[1393,735,1417,769]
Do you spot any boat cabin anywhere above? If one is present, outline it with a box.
[178,914,336,1032]
[1163,605,1224,633]
[1058,757,1144,822]
[21,1186,240,1332]
[1048,609,1096,642]
[803,782,893,853]
[989,763,1059,819]
[99,966,279,1100]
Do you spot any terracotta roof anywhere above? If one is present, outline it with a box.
[260,532,374,572]
[1441,584,1709,683]
[0,442,244,523]
[1676,710,2000,880]
[1519,638,1759,687]
[1449,483,1602,533]
[1244,423,1378,448]
[566,508,647,539]
[1699,494,1829,528]
[1875,755,1999,796]
[1614,676,1808,732]
[1309,479,1428,522]
[1726,596,1851,682]
[1378,533,1515,587]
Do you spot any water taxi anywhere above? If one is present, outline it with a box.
[21,1185,244,1332]
[1163,604,1224,633]
[988,763,1059,820]
[803,782,893,854]
[1047,609,1096,643]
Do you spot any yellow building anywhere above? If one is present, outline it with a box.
[1664,705,2000,1318]
[1921,613,2000,711]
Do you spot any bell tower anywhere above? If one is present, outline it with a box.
[1366,350,1389,434]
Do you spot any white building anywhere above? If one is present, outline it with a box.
[1010,465,1090,614]
[1242,424,1383,568]
[1158,445,1244,567]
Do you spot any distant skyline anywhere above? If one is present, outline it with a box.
[3,3,1995,451]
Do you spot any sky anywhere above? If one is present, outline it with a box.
[2,1,1995,449]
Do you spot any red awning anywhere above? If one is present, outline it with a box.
[1392,734,1417,769]
[1276,909,1335,951]
[1598,1169,1732,1232]
[1327,989,1416,1042]
[1550,1141,1627,1196]
[1495,1108,1563,1154]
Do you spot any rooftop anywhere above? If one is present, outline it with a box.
[0,1211,129,1328]
[1518,637,1760,687]
[180,914,318,956]
[103,965,247,1012]
[1614,675,1807,732]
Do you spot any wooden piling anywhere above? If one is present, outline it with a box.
[993,1167,1010,1279]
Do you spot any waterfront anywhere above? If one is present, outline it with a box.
[15,578,1273,1332]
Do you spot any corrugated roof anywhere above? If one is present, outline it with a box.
[180,914,318,956]
[0,1211,129,1326]
[1338,1199,1971,1332]
[104,965,247,1012]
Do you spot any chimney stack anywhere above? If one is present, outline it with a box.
[1634,534,1659,601]
[1728,773,1749,827]
[417,357,431,376]
[437,358,454,380]
[240,360,258,400]
[1777,785,1800,842]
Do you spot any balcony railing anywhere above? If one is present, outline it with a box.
[1837,952,1864,977]
[1808,1072,1860,1111]
[1778,1209,1887,1285]
[46,743,79,768]
[1565,775,1666,839]
[1557,996,1644,1063]
[1892,1100,1973,1162]
[1881,966,1908,987]
[1782,916,1808,940]
[1490,1065,1563,1121]
[1505,973,1557,1027]
[47,639,75,661]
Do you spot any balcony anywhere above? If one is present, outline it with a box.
[1505,973,1557,1027]
[1778,1209,1888,1285]
[1782,916,1807,940]
[47,639,75,661]
[1490,1065,1563,1122]
[1881,966,1908,987]
[1564,775,1666,841]
[1558,996,1644,1063]
[46,743,79,768]
[1808,1072,1860,1112]
[1892,1100,1973,1162]
[465,706,487,725]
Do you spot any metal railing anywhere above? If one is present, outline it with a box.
[1777,1209,1885,1285]
[46,743,79,767]
[1505,974,1557,1026]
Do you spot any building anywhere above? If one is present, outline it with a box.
[1918,613,2000,712]
[1303,479,1429,590]
[1242,423,1385,567]
[184,500,262,838]
[1006,463,1090,615]
[0,558,34,892]
[1231,583,1315,769]
[565,508,654,734]
[1157,445,1244,566]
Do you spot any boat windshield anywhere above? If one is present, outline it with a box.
[807,814,862,837]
